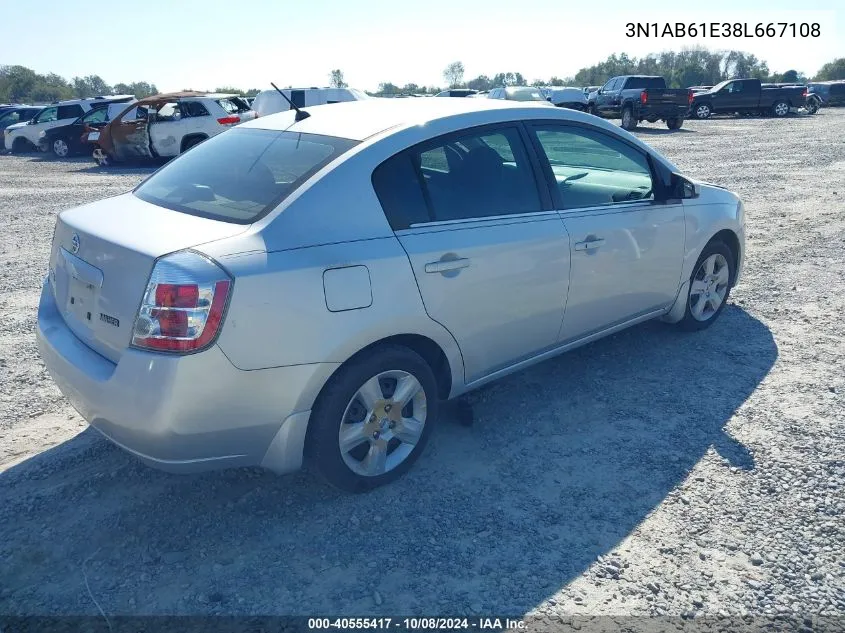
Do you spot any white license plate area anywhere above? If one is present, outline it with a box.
[66,277,98,325]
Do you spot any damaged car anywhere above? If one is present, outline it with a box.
[92,92,255,166]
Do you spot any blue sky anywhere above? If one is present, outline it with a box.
[1,0,840,91]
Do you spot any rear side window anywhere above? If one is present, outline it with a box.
[624,77,664,90]
[134,129,358,223]
[57,104,84,119]
[216,98,249,114]
[372,155,431,230]
[413,126,541,222]
[183,102,210,117]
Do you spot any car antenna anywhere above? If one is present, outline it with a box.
[270,82,310,121]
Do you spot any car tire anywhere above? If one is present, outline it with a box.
[693,103,711,119]
[805,98,819,115]
[621,107,637,130]
[772,100,790,117]
[52,138,70,158]
[10,138,31,154]
[676,240,735,331]
[666,117,684,130]
[306,345,439,492]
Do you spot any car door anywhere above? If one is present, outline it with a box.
[70,107,108,152]
[596,78,619,115]
[148,101,188,157]
[528,123,685,343]
[373,124,571,383]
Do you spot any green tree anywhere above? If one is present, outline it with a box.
[443,61,465,88]
[329,69,347,88]
[377,82,399,95]
[72,75,111,98]
[814,58,845,80]
[0,65,39,102]
[466,75,491,91]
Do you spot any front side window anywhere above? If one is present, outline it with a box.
[34,107,58,124]
[410,126,541,222]
[531,125,654,210]
[57,104,84,120]
[134,129,358,223]
[727,82,744,94]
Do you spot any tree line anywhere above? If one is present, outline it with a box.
[3,52,843,104]
[372,51,845,96]
[0,65,159,103]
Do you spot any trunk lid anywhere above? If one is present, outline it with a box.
[49,193,247,363]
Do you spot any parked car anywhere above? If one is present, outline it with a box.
[487,86,552,103]
[41,102,135,157]
[435,89,478,97]
[690,78,809,119]
[546,87,588,110]
[251,87,369,117]
[0,106,42,150]
[807,81,845,108]
[38,98,745,491]
[92,92,255,166]
[588,75,691,130]
[4,96,134,153]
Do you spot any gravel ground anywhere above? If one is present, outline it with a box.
[0,111,843,625]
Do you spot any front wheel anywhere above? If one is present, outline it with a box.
[52,138,70,158]
[307,345,439,492]
[676,241,735,331]
[772,100,790,117]
[804,98,819,115]
[621,107,637,130]
[693,103,711,119]
[666,117,684,130]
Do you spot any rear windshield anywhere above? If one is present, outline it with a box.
[217,97,252,114]
[134,128,358,223]
[624,77,665,90]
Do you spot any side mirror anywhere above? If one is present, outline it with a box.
[671,172,700,199]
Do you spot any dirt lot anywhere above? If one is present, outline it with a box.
[1,111,843,624]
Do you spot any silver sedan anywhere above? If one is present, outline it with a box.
[37,98,745,491]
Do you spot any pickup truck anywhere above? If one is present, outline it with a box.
[587,75,691,130]
[690,78,809,119]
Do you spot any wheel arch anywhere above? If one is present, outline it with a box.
[180,133,209,153]
[710,228,741,286]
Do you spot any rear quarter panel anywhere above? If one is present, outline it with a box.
[210,239,464,392]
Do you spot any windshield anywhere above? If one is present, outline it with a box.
[710,80,731,92]
[507,88,545,101]
[134,128,358,223]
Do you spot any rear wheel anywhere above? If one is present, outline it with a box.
[666,117,684,130]
[772,100,790,117]
[621,107,637,130]
[307,345,439,492]
[693,103,711,119]
[180,135,206,153]
[52,138,70,158]
[676,241,735,331]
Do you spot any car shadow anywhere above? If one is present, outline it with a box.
[0,306,776,616]
[634,127,696,135]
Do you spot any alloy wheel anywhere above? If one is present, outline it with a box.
[338,370,427,477]
[696,104,710,119]
[689,253,730,321]
[774,102,789,116]
[53,139,69,157]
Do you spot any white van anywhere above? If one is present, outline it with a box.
[4,95,134,153]
[251,87,369,117]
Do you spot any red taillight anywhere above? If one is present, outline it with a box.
[640,91,648,105]
[688,90,694,105]
[802,89,808,98]
[217,115,240,125]
[132,252,232,354]
[155,283,199,308]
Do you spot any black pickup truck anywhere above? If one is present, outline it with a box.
[587,75,691,130]
[690,78,809,119]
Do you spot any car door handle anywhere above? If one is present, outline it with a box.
[424,258,470,273]
[574,238,605,251]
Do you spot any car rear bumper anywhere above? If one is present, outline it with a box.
[36,280,338,473]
